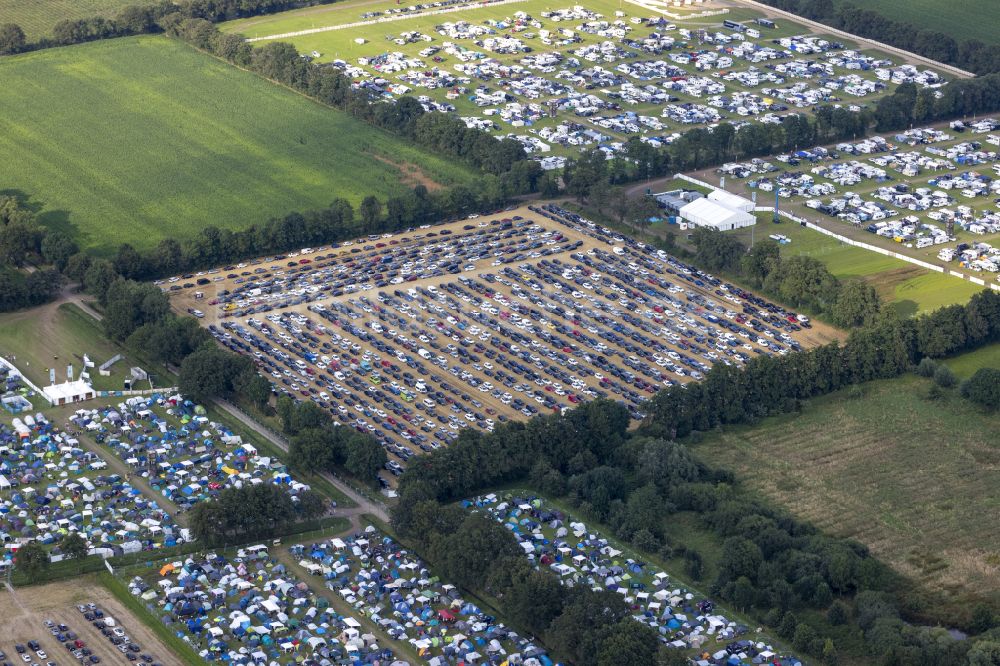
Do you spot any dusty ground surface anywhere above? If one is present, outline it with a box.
[0,576,181,666]
[168,204,837,467]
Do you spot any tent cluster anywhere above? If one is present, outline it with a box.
[70,394,310,510]
[292,528,549,665]
[0,412,180,561]
[131,546,399,665]
[467,495,803,666]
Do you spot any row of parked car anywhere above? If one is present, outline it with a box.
[197,205,811,469]
[76,603,160,665]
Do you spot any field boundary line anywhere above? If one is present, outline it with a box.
[674,172,1000,292]
[247,0,530,42]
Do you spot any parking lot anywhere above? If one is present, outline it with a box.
[168,204,834,469]
[0,578,173,666]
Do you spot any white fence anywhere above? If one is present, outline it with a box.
[733,0,975,79]
[248,0,530,41]
[672,173,1000,292]
[96,386,178,399]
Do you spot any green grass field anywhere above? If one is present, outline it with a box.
[0,36,472,254]
[0,0,142,41]
[944,343,1000,378]
[831,0,1000,45]
[0,301,140,391]
[694,374,1000,620]
[732,218,984,316]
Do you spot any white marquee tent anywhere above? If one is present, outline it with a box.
[707,189,755,212]
[679,198,755,230]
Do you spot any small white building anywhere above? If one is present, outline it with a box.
[42,380,96,406]
[679,197,755,230]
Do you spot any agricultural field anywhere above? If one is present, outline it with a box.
[168,203,835,468]
[694,373,1000,614]
[221,0,940,162]
[0,0,143,41]
[829,0,1000,45]
[0,36,472,254]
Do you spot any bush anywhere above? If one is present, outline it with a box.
[683,550,704,581]
[932,364,957,388]
[916,357,938,378]
[827,601,849,626]
[961,367,1000,409]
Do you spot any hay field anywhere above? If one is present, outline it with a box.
[0,0,142,41]
[695,374,1000,615]
[830,0,1000,45]
[0,36,471,254]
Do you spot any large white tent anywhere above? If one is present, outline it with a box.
[679,198,755,230]
[707,189,755,212]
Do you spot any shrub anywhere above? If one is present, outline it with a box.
[916,357,938,377]
[961,367,1000,409]
[933,364,957,388]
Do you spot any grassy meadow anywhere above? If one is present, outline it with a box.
[0,36,472,254]
[0,302,138,391]
[694,374,1000,617]
[732,218,985,316]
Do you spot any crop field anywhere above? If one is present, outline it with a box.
[830,0,1000,45]
[168,203,835,469]
[0,36,472,254]
[694,374,1000,614]
[221,0,928,160]
[0,0,142,41]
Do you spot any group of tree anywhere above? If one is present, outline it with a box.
[393,390,1000,664]
[287,416,387,484]
[394,485,670,666]
[758,0,1000,76]
[0,196,72,311]
[187,482,326,546]
[690,229,880,326]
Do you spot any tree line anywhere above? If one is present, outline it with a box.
[758,0,1000,75]
[690,228,881,327]
[0,0,342,54]
[393,391,1000,664]
[643,287,1000,443]
[98,183,523,283]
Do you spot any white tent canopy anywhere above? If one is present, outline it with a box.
[707,188,755,212]
[679,198,755,231]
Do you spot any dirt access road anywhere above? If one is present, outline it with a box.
[0,576,182,666]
